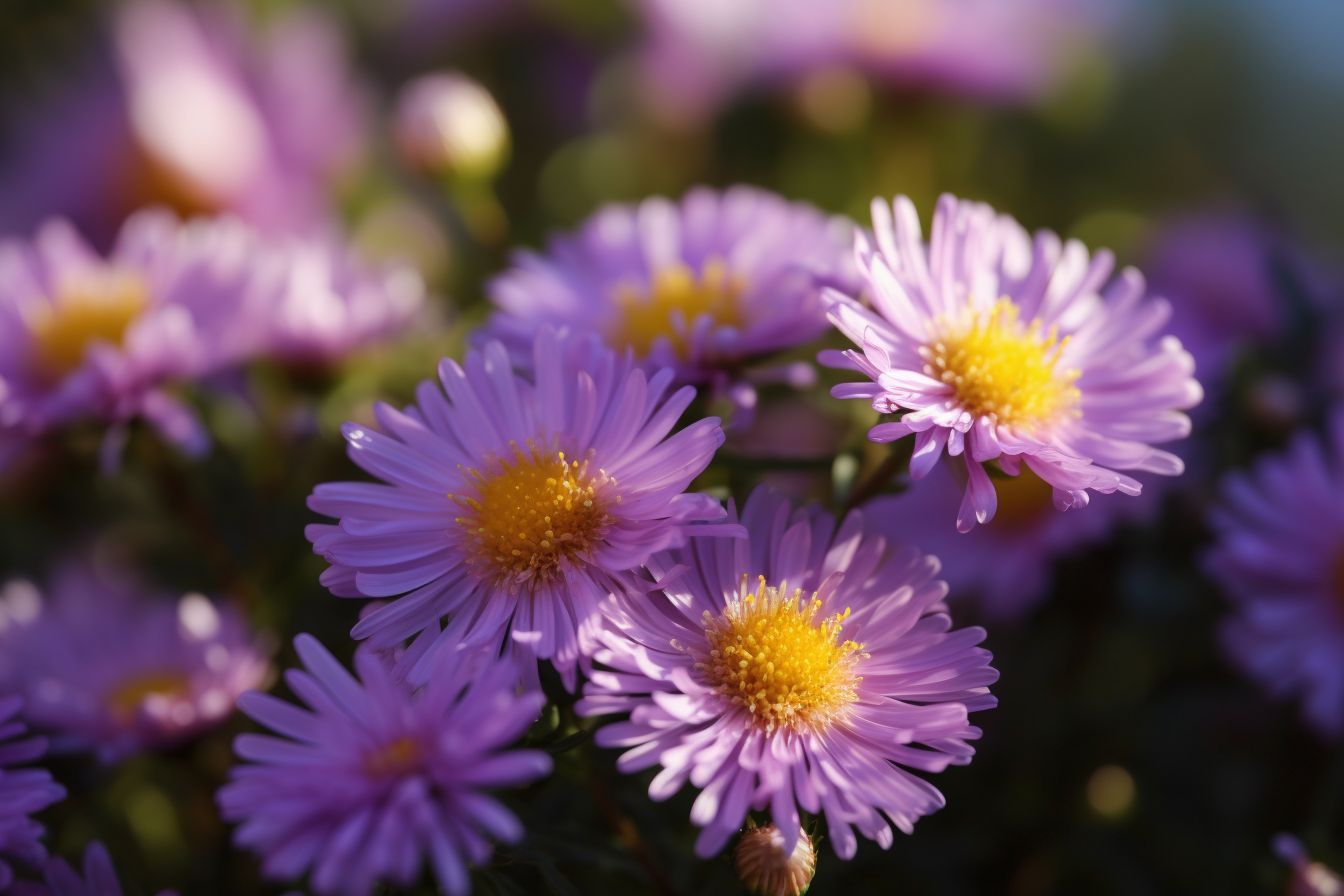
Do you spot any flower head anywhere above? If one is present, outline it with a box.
[577,487,996,858]
[1205,412,1344,739]
[0,212,269,464]
[734,824,817,896]
[0,0,366,241]
[866,463,1155,620]
[824,195,1201,531]
[0,563,269,762]
[486,187,854,399]
[244,236,427,367]
[0,698,65,890]
[219,634,551,896]
[307,328,729,685]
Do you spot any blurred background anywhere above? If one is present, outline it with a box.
[1,0,1342,893]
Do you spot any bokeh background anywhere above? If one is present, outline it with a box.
[2,0,1343,893]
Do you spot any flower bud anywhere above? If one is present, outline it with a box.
[393,72,509,181]
[733,824,817,896]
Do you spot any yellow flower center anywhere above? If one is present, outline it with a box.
[27,268,149,383]
[451,443,615,590]
[609,259,744,359]
[923,298,1079,430]
[106,671,190,720]
[697,576,864,732]
[989,467,1055,529]
[362,735,424,777]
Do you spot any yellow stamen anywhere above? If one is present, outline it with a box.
[923,298,1079,431]
[106,671,190,720]
[362,735,424,777]
[697,576,864,732]
[609,259,744,358]
[27,268,149,382]
[451,442,614,590]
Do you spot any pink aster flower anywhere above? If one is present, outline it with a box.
[0,562,269,762]
[866,463,1154,620]
[0,698,65,890]
[0,211,269,466]
[1205,412,1344,739]
[577,487,997,858]
[307,328,730,685]
[824,194,1202,532]
[219,634,551,896]
[0,0,367,242]
[243,235,427,367]
[485,187,855,413]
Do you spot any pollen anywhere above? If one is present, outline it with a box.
[697,576,865,732]
[27,268,149,383]
[609,258,744,358]
[451,442,615,590]
[923,298,1080,430]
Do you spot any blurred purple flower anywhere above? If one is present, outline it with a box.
[577,488,996,858]
[486,186,855,414]
[9,841,178,896]
[0,698,65,890]
[219,634,551,896]
[0,0,367,242]
[0,563,269,762]
[307,328,730,686]
[824,194,1201,532]
[634,0,1115,124]
[1205,412,1344,739]
[865,464,1155,621]
[0,212,271,466]
[244,235,427,368]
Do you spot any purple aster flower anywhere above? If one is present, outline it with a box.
[219,634,551,896]
[1204,412,1344,739]
[485,187,855,411]
[576,487,997,858]
[634,0,1116,125]
[9,841,177,896]
[865,463,1154,620]
[307,327,730,685]
[824,194,1202,532]
[243,235,427,367]
[0,211,271,466]
[0,562,269,762]
[0,0,367,243]
[0,698,65,890]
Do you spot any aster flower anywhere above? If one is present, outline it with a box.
[734,824,817,896]
[0,211,269,466]
[0,698,66,890]
[1204,412,1344,739]
[485,187,855,408]
[244,234,427,367]
[0,0,366,241]
[866,463,1153,620]
[307,327,730,684]
[219,634,551,896]
[824,194,1201,532]
[0,562,269,762]
[577,487,997,858]
[9,841,177,896]
[634,0,1113,125]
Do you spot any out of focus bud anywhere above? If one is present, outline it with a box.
[733,824,817,896]
[394,72,509,182]
[1276,834,1344,896]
